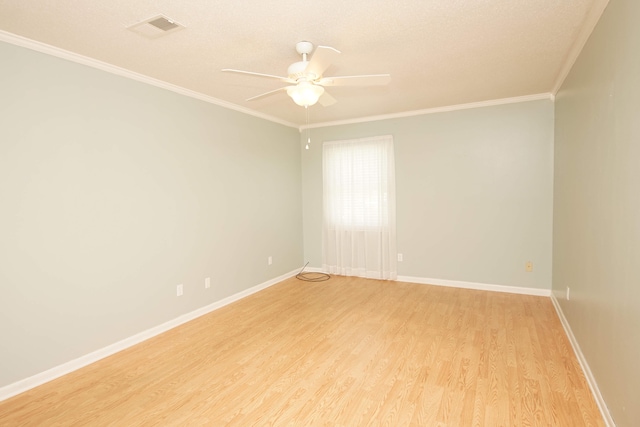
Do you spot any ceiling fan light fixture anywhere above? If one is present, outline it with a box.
[287,81,325,107]
[222,41,390,109]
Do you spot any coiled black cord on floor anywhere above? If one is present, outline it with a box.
[296,262,331,282]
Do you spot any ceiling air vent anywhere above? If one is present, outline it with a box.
[128,15,185,39]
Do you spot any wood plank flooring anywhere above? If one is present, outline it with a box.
[0,276,604,426]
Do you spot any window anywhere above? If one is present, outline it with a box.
[322,135,397,280]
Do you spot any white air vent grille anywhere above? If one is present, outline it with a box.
[128,15,184,39]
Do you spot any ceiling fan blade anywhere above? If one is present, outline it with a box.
[246,86,289,101]
[305,46,341,78]
[318,74,391,87]
[318,91,337,107]
[222,68,295,83]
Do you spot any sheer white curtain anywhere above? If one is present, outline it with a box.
[322,135,397,280]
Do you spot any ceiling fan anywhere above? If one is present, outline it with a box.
[222,41,391,108]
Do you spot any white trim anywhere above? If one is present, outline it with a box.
[300,93,554,131]
[551,0,610,94]
[0,30,298,129]
[306,267,551,296]
[550,294,616,426]
[397,275,551,296]
[0,268,300,402]
[298,269,616,424]
[0,29,553,132]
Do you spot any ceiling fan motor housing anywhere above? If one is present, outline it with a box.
[288,61,315,81]
[289,42,317,81]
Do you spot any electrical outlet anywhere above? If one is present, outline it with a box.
[525,261,533,272]
[268,256,273,266]
[397,253,403,262]
[177,284,183,297]
[566,287,570,301]
[205,277,210,289]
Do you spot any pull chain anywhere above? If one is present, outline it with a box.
[305,106,310,150]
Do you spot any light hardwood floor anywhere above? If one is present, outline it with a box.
[0,276,604,426]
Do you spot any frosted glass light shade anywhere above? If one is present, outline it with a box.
[287,81,325,107]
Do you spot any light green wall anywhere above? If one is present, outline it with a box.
[10,8,636,419]
[0,41,302,387]
[553,0,639,425]
[302,100,554,290]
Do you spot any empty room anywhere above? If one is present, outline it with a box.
[0,0,637,425]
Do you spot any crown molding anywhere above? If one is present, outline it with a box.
[551,0,610,95]
[0,29,559,133]
[0,30,298,129]
[300,93,554,131]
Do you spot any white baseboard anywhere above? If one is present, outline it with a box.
[305,267,551,296]
[0,268,299,402]
[4,266,610,427]
[309,269,614,422]
[398,275,551,296]
[550,294,616,426]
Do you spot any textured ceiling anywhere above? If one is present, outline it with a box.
[0,0,609,127]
